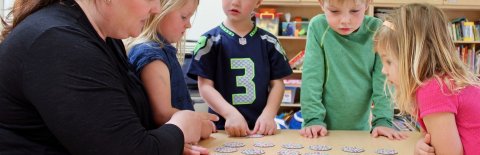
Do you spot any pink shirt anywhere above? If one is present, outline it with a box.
[416,78,480,155]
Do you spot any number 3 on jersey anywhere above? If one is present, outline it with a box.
[231,58,256,105]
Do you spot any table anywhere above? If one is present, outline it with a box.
[199,130,422,154]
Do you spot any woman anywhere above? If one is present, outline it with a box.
[0,0,216,154]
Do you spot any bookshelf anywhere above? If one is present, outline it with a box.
[259,1,480,111]
[280,103,301,108]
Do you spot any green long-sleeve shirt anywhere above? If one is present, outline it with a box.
[300,14,393,130]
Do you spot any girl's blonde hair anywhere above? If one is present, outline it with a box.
[374,3,480,116]
[126,0,199,64]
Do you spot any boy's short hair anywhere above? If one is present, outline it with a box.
[322,0,369,5]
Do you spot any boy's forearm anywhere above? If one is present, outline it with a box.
[198,80,240,119]
[262,80,284,118]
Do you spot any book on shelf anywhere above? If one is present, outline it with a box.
[449,17,480,42]
[288,50,305,70]
[474,21,480,41]
[456,44,479,74]
[282,79,302,104]
[476,49,480,75]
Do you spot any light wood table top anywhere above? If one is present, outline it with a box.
[199,130,421,154]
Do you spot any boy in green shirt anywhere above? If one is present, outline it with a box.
[300,0,406,140]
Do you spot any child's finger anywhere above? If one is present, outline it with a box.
[299,128,306,137]
[305,128,313,138]
[267,127,275,135]
[386,133,393,140]
[238,128,245,137]
[229,127,239,137]
[320,127,328,136]
[225,127,234,136]
[190,145,209,154]
[371,129,379,138]
[210,121,217,133]
[183,145,201,155]
[252,122,260,134]
[424,134,431,144]
[243,124,251,136]
[257,123,266,135]
[236,127,243,137]
[394,132,407,140]
[311,127,320,138]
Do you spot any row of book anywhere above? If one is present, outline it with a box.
[456,44,480,74]
[448,17,480,42]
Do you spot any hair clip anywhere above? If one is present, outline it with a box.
[383,21,395,30]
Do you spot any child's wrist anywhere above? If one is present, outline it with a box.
[223,109,241,119]
[260,112,276,119]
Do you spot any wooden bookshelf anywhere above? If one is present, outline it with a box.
[280,103,301,108]
[277,36,307,40]
[292,70,302,74]
[454,41,480,44]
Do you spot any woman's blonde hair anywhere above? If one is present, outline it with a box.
[127,0,199,64]
[374,3,480,116]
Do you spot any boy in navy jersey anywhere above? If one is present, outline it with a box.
[188,0,292,137]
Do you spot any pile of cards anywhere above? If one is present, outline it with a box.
[277,149,301,155]
[341,146,365,153]
[241,148,265,155]
[309,145,332,151]
[376,148,398,155]
[253,141,275,148]
[214,147,237,153]
[223,142,245,148]
[281,143,304,149]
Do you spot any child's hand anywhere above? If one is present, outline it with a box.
[252,114,277,135]
[200,117,217,139]
[371,126,409,140]
[299,125,328,138]
[224,112,251,137]
[414,134,435,155]
[197,112,218,139]
[183,144,209,155]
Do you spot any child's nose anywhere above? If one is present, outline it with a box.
[340,15,351,24]
[231,0,240,6]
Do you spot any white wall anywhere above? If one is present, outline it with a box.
[186,0,225,41]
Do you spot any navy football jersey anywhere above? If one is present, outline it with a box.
[188,24,292,129]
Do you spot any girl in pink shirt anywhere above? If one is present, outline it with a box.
[374,3,480,155]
